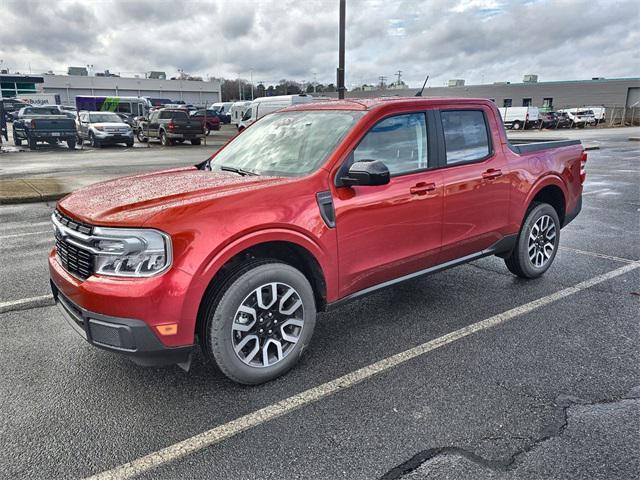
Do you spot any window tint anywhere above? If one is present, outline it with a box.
[441,111,490,165]
[159,110,188,120]
[353,113,428,175]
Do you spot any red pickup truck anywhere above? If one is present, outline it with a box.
[49,98,585,384]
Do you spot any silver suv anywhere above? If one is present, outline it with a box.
[77,111,134,148]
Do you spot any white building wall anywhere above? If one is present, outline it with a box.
[41,75,221,106]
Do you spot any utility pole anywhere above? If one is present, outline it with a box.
[250,69,254,100]
[337,0,346,99]
[379,75,387,89]
[395,70,402,85]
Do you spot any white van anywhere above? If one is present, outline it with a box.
[229,101,252,125]
[237,95,330,131]
[497,107,540,130]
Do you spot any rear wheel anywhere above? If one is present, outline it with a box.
[512,121,522,130]
[67,138,76,150]
[191,138,201,145]
[28,135,37,150]
[504,203,560,278]
[13,132,21,146]
[205,261,316,385]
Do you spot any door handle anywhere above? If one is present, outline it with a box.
[410,182,436,195]
[482,169,503,180]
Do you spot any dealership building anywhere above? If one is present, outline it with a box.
[1,72,222,106]
[341,77,640,113]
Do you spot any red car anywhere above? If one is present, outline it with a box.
[49,98,585,384]
[189,109,221,135]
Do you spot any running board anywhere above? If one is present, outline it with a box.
[327,234,516,310]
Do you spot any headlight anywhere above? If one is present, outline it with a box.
[92,227,172,277]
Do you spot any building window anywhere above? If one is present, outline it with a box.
[503,99,512,107]
[543,97,553,109]
[522,98,532,107]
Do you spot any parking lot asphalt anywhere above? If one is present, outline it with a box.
[0,128,638,479]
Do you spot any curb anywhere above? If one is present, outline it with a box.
[0,192,67,205]
[629,137,640,142]
[0,294,55,314]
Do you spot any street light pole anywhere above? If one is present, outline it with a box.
[337,0,346,99]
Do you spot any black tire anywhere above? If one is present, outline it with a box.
[136,130,148,143]
[76,135,83,146]
[126,140,134,147]
[28,135,37,150]
[504,203,560,279]
[205,126,211,136]
[160,130,171,146]
[67,138,76,150]
[90,132,101,148]
[205,261,316,385]
[191,138,201,145]
[13,133,21,146]
[512,121,522,130]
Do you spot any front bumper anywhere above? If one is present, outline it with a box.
[51,281,193,367]
[94,131,134,143]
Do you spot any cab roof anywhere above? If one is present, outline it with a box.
[282,96,493,112]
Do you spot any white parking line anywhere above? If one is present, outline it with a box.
[0,230,51,240]
[0,294,55,314]
[84,261,640,480]
[582,188,611,196]
[560,246,636,264]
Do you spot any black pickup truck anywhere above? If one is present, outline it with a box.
[12,106,77,150]
[137,108,204,146]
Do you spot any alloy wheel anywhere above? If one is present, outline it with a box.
[528,214,557,268]
[231,282,305,368]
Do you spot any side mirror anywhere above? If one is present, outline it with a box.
[340,160,390,187]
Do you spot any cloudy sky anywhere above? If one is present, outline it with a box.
[0,0,638,87]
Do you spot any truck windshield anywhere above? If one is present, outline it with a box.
[89,113,121,123]
[211,110,363,177]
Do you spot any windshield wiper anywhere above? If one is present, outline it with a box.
[219,165,258,176]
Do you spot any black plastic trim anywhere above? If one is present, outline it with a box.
[562,194,582,228]
[51,281,193,367]
[327,234,517,310]
[316,191,336,228]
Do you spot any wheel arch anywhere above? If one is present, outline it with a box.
[523,177,567,226]
[191,233,330,349]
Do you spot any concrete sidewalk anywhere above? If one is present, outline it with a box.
[0,175,113,204]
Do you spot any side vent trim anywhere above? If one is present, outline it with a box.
[316,191,336,228]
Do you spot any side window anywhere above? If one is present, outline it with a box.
[440,110,490,165]
[159,111,170,119]
[80,113,88,122]
[150,112,158,121]
[353,113,428,175]
[116,103,131,113]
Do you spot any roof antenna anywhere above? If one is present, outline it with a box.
[415,75,429,96]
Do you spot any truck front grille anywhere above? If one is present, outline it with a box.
[54,210,94,280]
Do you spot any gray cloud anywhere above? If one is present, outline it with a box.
[0,0,637,86]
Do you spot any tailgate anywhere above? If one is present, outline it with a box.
[172,119,203,134]
[31,117,76,132]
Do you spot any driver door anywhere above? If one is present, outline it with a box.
[333,112,444,298]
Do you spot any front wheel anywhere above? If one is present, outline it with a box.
[205,261,316,385]
[504,203,560,278]
[160,131,171,146]
[191,138,201,145]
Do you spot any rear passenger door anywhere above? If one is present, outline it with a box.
[437,108,510,261]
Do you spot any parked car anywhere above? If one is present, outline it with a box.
[76,111,134,147]
[2,98,31,121]
[538,111,572,129]
[497,106,540,130]
[189,109,221,135]
[12,106,77,149]
[237,94,329,131]
[584,107,606,125]
[558,109,596,128]
[209,102,234,123]
[116,112,137,129]
[136,108,204,145]
[49,97,586,384]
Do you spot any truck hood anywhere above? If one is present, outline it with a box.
[57,167,291,225]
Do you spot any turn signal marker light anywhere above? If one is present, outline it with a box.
[156,324,178,336]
